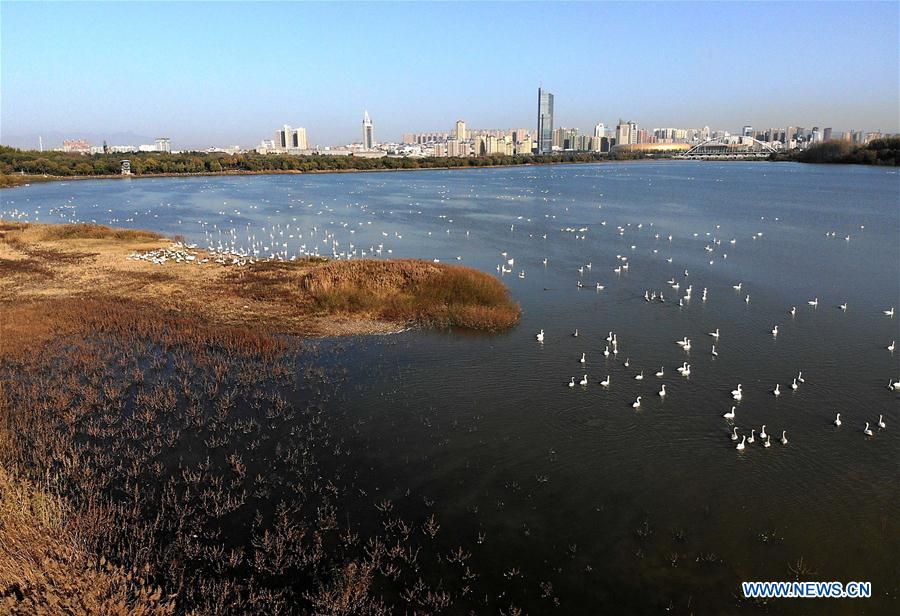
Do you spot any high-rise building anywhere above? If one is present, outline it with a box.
[537,87,554,154]
[742,126,753,137]
[823,127,833,141]
[362,111,374,150]
[615,120,637,145]
[455,120,466,142]
[593,123,605,138]
[154,137,171,153]
[273,125,308,151]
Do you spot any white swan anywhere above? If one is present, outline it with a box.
[723,406,736,419]
[764,434,771,448]
[603,346,610,357]
[600,375,610,388]
[789,306,796,316]
[888,341,895,352]
[659,384,666,397]
[808,297,818,307]
[572,329,579,337]
[733,282,742,290]
[797,371,805,383]
[635,370,644,381]
[632,396,641,409]
[676,336,688,346]
[568,377,575,388]
[760,424,768,439]
[731,384,743,400]
[839,302,848,311]
[748,429,756,444]
[580,352,586,363]
[791,378,798,390]
[834,413,841,427]
[884,307,895,317]
[771,325,778,336]
[864,422,873,436]
[536,329,544,342]
[736,435,746,451]
[683,339,691,351]
[878,414,886,429]
[624,358,630,367]
[773,384,781,397]
[745,294,750,304]
[730,426,739,441]
[711,345,718,357]
[781,431,788,445]
[677,362,688,373]
[709,328,720,339]
[579,374,588,386]
[655,367,664,377]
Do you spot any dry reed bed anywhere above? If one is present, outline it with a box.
[0,298,536,614]
[0,221,520,336]
[0,223,532,613]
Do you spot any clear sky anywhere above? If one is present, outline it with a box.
[2,1,898,149]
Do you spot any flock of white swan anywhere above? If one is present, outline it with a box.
[539,286,896,450]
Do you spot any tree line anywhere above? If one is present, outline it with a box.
[0,146,646,179]
[772,137,899,166]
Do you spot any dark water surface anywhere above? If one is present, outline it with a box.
[4,161,899,613]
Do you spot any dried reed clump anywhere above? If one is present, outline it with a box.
[301,259,520,331]
[0,467,174,615]
[36,223,162,242]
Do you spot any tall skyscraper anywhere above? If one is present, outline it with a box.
[616,120,638,145]
[273,125,308,151]
[154,137,171,153]
[537,87,554,154]
[455,120,466,142]
[593,123,605,138]
[362,111,374,150]
[823,127,833,141]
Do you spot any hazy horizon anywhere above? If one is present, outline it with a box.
[2,1,898,150]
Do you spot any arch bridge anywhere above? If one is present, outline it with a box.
[680,137,776,158]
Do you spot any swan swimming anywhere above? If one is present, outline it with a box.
[771,325,778,336]
[709,328,720,339]
[888,341,895,352]
[655,367,664,377]
[808,297,818,307]
[748,429,756,444]
[580,353,586,364]
[745,294,751,303]
[789,306,796,316]
[536,329,544,342]
[658,384,666,397]
[760,425,768,439]
[731,426,739,441]
[764,434,771,448]
[864,422,873,436]
[781,431,788,445]
[797,371,805,383]
[878,414,886,429]
[723,406,736,419]
[736,435,746,451]
[603,346,610,357]
[635,370,644,381]
[791,378,798,390]
[579,374,588,386]
[711,345,718,356]
[624,358,630,367]
[632,396,641,409]
[600,375,611,388]
[834,413,841,427]
[773,384,781,396]
[884,307,895,317]
[731,384,743,400]
[572,329,579,337]
[568,377,575,388]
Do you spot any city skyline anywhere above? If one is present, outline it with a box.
[3,2,898,149]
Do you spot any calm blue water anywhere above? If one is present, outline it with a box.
[4,161,899,613]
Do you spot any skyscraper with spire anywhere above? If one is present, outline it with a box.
[362,111,374,150]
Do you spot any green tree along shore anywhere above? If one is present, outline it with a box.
[1,138,895,189]
[773,137,899,165]
[0,146,640,185]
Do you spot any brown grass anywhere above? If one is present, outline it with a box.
[0,221,519,338]
[0,467,174,615]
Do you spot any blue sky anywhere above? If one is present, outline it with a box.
[2,1,898,149]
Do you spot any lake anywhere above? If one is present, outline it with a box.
[4,161,899,613]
